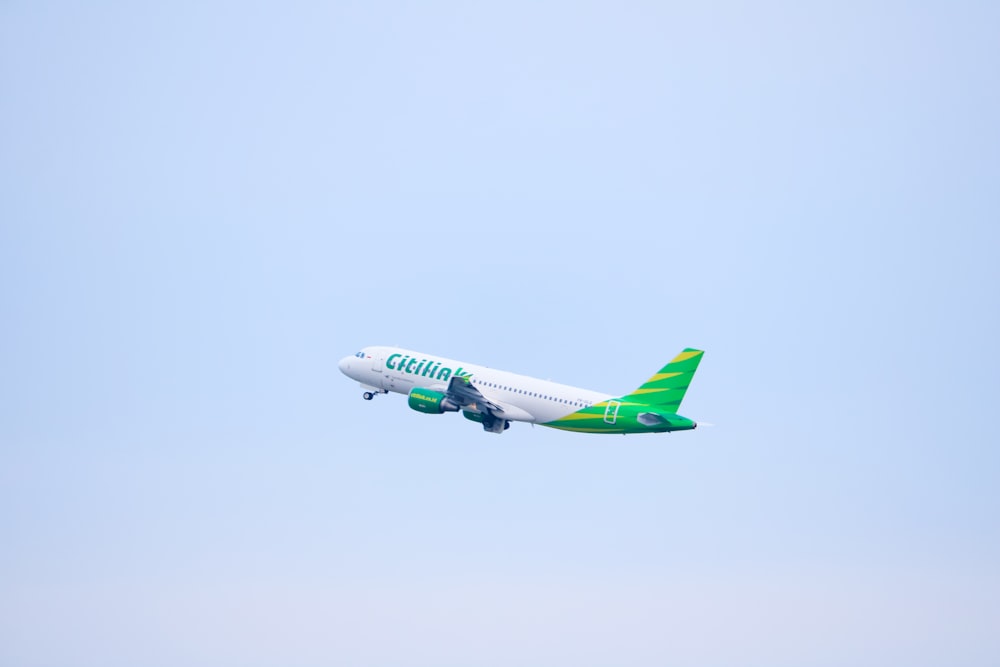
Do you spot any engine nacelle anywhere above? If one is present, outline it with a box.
[408,388,460,414]
[462,410,484,423]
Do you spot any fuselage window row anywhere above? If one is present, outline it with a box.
[474,379,589,407]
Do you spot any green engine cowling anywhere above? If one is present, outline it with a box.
[408,388,460,414]
[462,410,484,423]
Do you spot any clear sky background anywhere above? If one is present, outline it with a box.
[2,2,998,666]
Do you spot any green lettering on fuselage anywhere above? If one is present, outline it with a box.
[382,351,471,383]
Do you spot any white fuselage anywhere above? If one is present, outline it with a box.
[338,346,612,424]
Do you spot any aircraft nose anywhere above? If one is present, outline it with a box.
[338,355,352,375]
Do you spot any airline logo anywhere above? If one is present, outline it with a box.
[385,353,472,382]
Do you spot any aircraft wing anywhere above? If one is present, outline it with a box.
[445,375,503,413]
[445,376,535,422]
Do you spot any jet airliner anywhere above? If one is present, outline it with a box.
[338,346,704,434]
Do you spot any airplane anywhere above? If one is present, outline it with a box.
[338,345,704,435]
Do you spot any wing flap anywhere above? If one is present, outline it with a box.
[444,376,535,421]
[445,375,503,413]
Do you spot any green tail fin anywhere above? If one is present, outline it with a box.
[621,348,704,410]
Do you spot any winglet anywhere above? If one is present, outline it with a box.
[620,348,704,410]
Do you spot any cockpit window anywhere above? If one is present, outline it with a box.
[355,352,364,358]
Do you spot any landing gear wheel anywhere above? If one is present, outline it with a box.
[362,392,374,400]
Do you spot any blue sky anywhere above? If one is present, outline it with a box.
[2,2,998,666]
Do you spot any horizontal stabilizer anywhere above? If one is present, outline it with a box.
[637,412,668,426]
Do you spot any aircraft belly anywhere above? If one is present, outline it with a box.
[531,403,576,423]
[493,402,535,422]
[386,374,412,393]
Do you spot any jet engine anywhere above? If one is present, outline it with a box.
[407,388,460,414]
